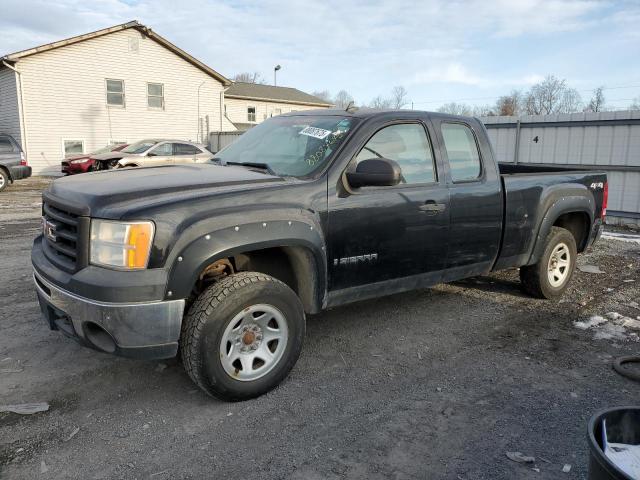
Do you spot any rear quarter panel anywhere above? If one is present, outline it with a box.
[495,171,606,269]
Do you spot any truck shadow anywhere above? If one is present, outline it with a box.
[450,275,531,299]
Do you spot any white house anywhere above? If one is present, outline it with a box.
[224,82,333,130]
[0,21,235,175]
[0,21,334,176]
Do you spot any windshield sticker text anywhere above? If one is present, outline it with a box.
[299,126,332,140]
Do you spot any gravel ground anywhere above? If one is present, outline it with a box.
[1,178,639,480]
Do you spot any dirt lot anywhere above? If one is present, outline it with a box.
[1,178,639,480]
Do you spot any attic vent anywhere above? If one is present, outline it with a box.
[128,37,139,53]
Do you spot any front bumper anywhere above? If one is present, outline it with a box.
[61,161,92,175]
[33,269,184,360]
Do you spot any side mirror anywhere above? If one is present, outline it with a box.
[146,152,157,157]
[346,158,401,188]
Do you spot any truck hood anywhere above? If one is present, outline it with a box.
[46,163,285,217]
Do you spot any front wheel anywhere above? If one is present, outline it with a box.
[0,169,8,192]
[520,226,577,299]
[180,272,305,401]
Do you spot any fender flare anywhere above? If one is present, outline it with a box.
[165,216,327,309]
[527,195,594,265]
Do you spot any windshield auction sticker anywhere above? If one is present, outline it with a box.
[299,126,332,140]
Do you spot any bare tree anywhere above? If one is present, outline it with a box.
[369,95,393,109]
[472,105,496,117]
[495,90,523,116]
[312,90,333,103]
[437,102,473,116]
[391,86,408,109]
[334,90,354,109]
[585,86,606,112]
[524,75,582,115]
[233,72,265,84]
[630,97,640,111]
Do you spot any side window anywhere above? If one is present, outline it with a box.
[147,83,164,109]
[63,140,84,157]
[355,123,436,184]
[441,123,482,182]
[106,79,125,106]
[0,136,16,153]
[174,143,199,155]
[150,143,172,156]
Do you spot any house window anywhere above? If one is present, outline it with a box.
[147,83,164,109]
[106,79,125,106]
[247,106,256,122]
[63,140,84,157]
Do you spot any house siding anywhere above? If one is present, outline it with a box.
[224,97,329,127]
[17,29,228,175]
[0,68,22,145]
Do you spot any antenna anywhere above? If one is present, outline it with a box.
[345,101,355,112]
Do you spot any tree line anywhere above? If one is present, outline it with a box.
[234,72,640,115]
[437,75,639,116]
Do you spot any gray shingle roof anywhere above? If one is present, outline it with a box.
[225,82,333,106]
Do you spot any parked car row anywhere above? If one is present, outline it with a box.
[62,139,214,175]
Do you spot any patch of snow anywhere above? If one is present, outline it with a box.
[575,315,607,330]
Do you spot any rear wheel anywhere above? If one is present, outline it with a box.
[520,226,577,299]
[180,272,305,401]
[0,169,8,192]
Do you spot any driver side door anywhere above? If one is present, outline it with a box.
[142,142,173,166]
[327,120,450,296]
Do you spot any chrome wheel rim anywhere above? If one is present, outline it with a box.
[547,242,570,287]
[219,304,289,382]
[0,175,5,189]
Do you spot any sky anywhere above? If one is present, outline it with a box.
[1,0,639,111]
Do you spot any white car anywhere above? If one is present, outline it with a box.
[92,139,214,169]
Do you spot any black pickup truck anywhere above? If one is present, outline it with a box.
[32,109,607,400]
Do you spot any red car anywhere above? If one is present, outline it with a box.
[61,143,127,175]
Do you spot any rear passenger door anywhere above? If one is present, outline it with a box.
[431,120,503,280]
[173,143,199,164]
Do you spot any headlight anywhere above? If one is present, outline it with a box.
[90,220,155,269]
[70,158,89,164]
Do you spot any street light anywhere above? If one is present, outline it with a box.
[274,65,281,86]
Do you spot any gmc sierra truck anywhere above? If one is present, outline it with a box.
[32,109,607,401]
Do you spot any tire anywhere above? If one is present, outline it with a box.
[180,272,306,401]
[0,169,8,192]
[520,226,577,299]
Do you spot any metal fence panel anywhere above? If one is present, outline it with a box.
[208,131,244,153]
[482,111,640,225]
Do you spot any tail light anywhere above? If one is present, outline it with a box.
[19,152,28,166]
[601,181,608,221]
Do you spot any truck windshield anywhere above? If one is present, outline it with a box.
[214,115,356,177]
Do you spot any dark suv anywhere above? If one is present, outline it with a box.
[0,134,31,192]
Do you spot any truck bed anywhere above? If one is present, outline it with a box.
[498,162,593,175]
[494,164,607,271]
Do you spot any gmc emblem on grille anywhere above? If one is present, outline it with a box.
[43,218,58,242]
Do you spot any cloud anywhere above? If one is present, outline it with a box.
[0,0,635,106]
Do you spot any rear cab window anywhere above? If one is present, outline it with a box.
[440,123,482,182]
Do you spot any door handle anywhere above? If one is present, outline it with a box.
[419,201,446,213]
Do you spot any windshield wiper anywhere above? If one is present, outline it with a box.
[225,161,276,176]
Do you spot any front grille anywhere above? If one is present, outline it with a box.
[42,201,88,272]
